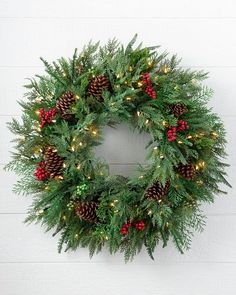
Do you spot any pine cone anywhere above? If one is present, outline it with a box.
[171,103,187,118]
[75,201,99,222]
[87,75,111,101]
[56,91,76,119]
[145,181,170,202]
[177,163,196,180]
[43,147,64,178]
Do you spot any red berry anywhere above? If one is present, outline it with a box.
[39,108,57,129]
[134,220,145,231]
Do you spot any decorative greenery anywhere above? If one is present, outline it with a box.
[5,35,231,262]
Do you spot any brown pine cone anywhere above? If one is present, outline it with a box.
[75,201,99,223]
[171,103,187,118]
[87,75,111,101]
[44,147,64,178]
[56,91,76,119]
[145,181,170,202]
[177,163,196,180]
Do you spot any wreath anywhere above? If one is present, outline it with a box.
[6,35,231,261]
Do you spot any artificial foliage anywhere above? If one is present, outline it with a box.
[5,35,231,261]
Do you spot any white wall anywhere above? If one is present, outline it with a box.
[0,1,236,294]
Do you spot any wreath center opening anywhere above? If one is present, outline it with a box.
[95,123,151,177]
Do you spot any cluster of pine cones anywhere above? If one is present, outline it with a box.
[56,75,110,120]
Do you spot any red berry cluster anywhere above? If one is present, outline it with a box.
[167,127,177,142]
[134,220,145,230]
[142,73,156,99]
[120,220,145,235]
[177,119,188,132]
[39,108,57,128]
[34,161,49,181]
[167,120,189,142]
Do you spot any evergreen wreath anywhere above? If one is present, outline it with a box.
[6,35,231,261]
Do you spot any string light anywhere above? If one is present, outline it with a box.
[35,109,40,116]
[126,96,132,101]
[153,146,158,150]
[187,135,193,139]
[147,210,152,216]
[162,120,168,127]
[79,142,83,146]
[76,95,80,100]
[44,185,50,191]
[177,140,183,144]
[35,97,42,103]
[36,209,44,216]
[161,64,171,74]
[196,180,204,186]
[71,145,76,152]
[195,160,206,171]
[76,164,81,170]
[137,81,143,87]
[211,131,219,140]
[128,66,133,72]
[62,215,67,221]
[160,154,164,159]
[74,234,79,239]
[145,119,149,125]
[139,175,144,179]
[137,111,142,117]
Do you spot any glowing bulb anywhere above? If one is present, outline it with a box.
[126,96,132,101]
[153,146,158,150]
[145,119,149,125]
[35,109,40,116]
[79,142,83,146]
[161,64,171,74]
[147,210,152,216]
[71,145,76,152]
[35,97,42,103]
[44,185,50,191]
[137,81,143,87]
[76,164,81,170]
[162,121,168,127]
[76,95,80,100]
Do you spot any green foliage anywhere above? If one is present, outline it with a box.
[5,36,231,262]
